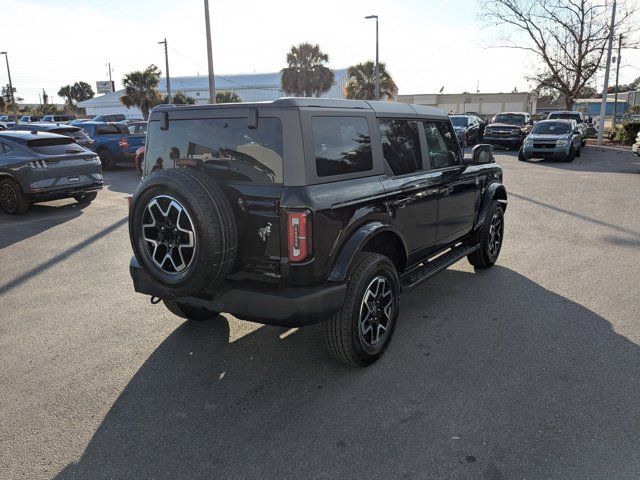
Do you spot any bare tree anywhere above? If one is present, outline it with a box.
[482,0,638,109]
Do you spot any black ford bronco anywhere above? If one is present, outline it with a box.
[128,98,507,367]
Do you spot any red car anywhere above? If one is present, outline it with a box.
[135,146,145,172]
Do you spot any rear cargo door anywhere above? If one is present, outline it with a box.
[144,108,288,278]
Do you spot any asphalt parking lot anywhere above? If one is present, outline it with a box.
[1,147,640,480]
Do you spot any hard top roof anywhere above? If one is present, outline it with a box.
[151,97,446,118]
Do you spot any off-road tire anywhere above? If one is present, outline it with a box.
[0,178,29,215]
[164,299,220,321]
[98,149,116,170]
[468,200,504,269]
[324,252,400,367]
[129,167,238,296]
[73,191,98,204]
[576,146,582,157]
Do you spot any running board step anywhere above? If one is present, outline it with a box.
[400,243,480,292]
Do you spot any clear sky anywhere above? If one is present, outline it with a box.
[2,0,639,103]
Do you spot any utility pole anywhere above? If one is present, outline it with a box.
[597,0,616,145]
[204,0,216,104]
[108,62,114,92]
[365,15,379,100]
[0,52,19,125]
[612,34,623,126]
[158,38,171,103]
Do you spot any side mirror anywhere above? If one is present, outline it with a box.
[529,119,534,126]
[471,144,494,165]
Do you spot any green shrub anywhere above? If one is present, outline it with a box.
[621,122,640,145]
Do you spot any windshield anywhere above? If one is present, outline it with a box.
[548,113,582,123]
[449,116,468,127]
[532,122,571,135]
[493,114,525,125]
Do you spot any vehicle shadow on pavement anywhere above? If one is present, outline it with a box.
[102,167,141,196]
[520,147,640,175]
[54,266,640,480]
[0,201,89,249]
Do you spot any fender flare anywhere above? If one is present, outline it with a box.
[327,222,408,282]
[475,182,507,229]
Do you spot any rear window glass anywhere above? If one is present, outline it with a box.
[548,113,582,122]
[145,117,283,184]
[379,119,422,175]
[27,137,84,155]
[312,116,372,177]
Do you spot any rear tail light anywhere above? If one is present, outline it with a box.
[119,137,129,148]
[287,210,312,263]
[27,160,48,169]
[88,139,95,146]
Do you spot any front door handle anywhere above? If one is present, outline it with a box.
[442,186,454,196]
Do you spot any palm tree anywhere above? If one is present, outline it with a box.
[344,61,398,101]
[216,90,241,103]
[71,82,94,102]
[164,92,197,105]
[281,43,334,97]
[58,85,73,107]
[120,65,163,120]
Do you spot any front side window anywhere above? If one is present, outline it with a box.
[145,117,283,184]
[95,124,121,135]
[379,119,422,176]
[312,116,372,177]
[423,121,460,168]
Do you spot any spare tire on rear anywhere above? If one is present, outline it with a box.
[129,167,237,296]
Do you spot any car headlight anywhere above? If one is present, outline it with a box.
[556,139,569,146]
[524,137,533,146]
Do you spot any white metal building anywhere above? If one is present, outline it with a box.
[78,69,349,118]
[398,92,538,115]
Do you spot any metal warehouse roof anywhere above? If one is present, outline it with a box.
[78,69,349,108]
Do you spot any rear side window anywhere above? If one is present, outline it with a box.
[423,121,460,168]
[27,137,84,155]
[145,117,283,184]
[379,119,422,176]
[312,116,372,177]
[95,124,121,135]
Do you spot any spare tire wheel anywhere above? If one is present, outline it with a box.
[129,168,237,296]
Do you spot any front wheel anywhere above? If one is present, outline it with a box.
[324,252,400,367]
[468,201,504,269]
[565,146,575,162]
[164,299,219,321]
[518,147,527,162]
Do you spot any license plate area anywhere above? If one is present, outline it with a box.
[68,176,80,183]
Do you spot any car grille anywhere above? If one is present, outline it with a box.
[533,143,556,149]
[487,128,520,136]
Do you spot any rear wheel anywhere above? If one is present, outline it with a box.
[468,200,504,269]
[73,191,98,204]
[164,299,219,321]
[324,252,400,367]
[98,150,116,170]
[0,178,29,215]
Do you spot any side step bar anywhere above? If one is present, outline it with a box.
[400,243,480,292]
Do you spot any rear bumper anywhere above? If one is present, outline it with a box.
[130,257,347,327]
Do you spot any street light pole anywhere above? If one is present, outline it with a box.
[204,0,216,104]
[597,0,616,145]
[1,52,19,125]
[365,15,379,100]
[158,38,171,103]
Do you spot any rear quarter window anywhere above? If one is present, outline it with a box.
[145,117,284,184]
[312,116,372,177]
